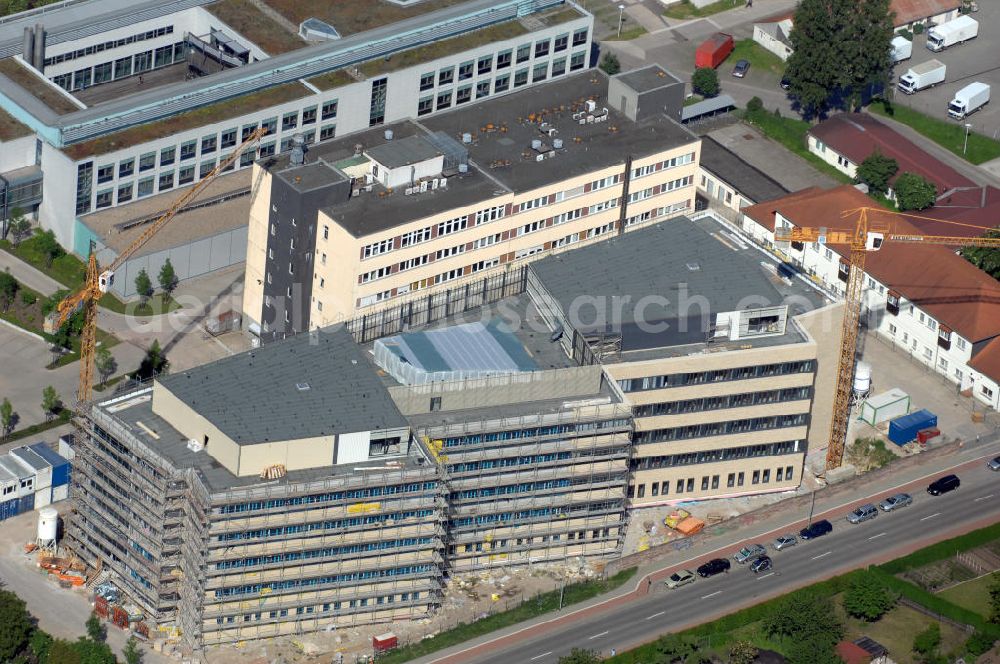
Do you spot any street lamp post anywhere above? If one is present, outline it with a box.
[964,123,972,155]
[618,4,626,38]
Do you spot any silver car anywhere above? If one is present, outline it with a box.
[988,456,1000,471]
[664,569,696,589]
[734,543,767,564]
[772,534,797,551]
[847,503,878,524]
[878,493,913,512]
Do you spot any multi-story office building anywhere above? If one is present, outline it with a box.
[526,216,824,505]
[0,0,593,258]
[375,299,633,570]
[69,327,445,647]
[243,64,696,342]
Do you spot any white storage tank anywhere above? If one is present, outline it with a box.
[37,507,58,544]
[853,362,872,395]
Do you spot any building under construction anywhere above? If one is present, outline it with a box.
[68,328,444,646]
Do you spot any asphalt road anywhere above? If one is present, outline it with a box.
[440,451,1000,664]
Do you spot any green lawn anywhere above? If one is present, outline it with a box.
[605,26,648,42]
[938,574,996,618]
[869,101,1000,165]
[841,600,968,664]
[0,236,179,315]
[731,39,785,76]
[741,109,854,185]
[663,0,741,20]
[378,568,637,664]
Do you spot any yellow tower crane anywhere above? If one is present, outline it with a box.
[54,127,267,405]
[774,206,1000,471]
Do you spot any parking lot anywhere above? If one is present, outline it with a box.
[888,5,1000,140]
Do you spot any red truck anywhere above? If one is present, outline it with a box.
[695,32,735,69]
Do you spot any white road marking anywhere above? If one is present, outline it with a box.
[701,591,723,599]
[645,611,666,620]
[588,631,609,640]
[756,572,775,580]
[811,551,832,560]
[974,494,995,502]
[868,532,887,540]
[920,512,942,521]
[530,652,552,661]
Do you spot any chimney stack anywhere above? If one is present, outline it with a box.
[290,134,306,166]
[32,23,45,71]
[22,26,34,67]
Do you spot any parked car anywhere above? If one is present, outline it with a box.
[664,569,696,589]
[732,59,750,78]
[847,503,879,524]
[927,474,960,495]
[734,543,767,564]
[750,555,773,573]
[878,493,912,512]
[799,519,833,540]
[773,534,797,551]
[779,75,791,90]
[697,558,731,577]
[987,456,1000,471]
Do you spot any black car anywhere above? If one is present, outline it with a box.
[780,76,791,90]
[927,474,960,495]
[697,558,731,577]
[799,519,833,540]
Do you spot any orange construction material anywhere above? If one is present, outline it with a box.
[663,509,690,529]
[675,517,705,536]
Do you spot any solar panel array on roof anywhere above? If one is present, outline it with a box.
[374,319,538,385]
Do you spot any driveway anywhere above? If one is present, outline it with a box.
[0,325,83,428]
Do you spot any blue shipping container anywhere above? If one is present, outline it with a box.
[888,409,938,446]
[0,492,33,521]
[29,443,70,487]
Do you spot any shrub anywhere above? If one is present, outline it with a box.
[746,96,764,115]
[20,290,36,306]
[692,67,720,98]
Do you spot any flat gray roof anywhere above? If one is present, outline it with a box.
[699,136,788,205]
[367,135,442,169]
[529,215,826,354]
[103,391,428,494]
[157,326,408,445]
[615,65,682,93]
[268,70,697,238]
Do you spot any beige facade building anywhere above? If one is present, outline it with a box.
[242,65,697,343]
[526,215,824,506]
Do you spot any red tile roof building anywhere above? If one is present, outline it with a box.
[890,0,961,27]
[742,185,1000,409]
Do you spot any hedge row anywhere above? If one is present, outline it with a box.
[879,521,1000,575]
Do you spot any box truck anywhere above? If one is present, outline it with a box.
[948,82,990,119]
[926,15,978,52]
[891,35,912,63]
[898,60,946,94]
[695,33,734,69]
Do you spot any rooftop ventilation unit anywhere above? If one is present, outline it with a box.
[296,382,311,391]
[290,134,306,165]
[686,262,701,271]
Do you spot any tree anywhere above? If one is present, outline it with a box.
[558,648,602,664]
[988,572,1000,623]
[0,589,34,663]
[729,640,759,664]
[692,67,720,98]
[158,259,177,301]
[764,592,843,664]
[42,386,61,422]
[7,212,31,249]
[966,630,996,657]
[785,0,894,116]
[0,398,15,440]
[844,572,897,621]
[34,229,64,268]
[29,629,53,663]
[122,636,142,664]
[0,269,17,312]
[655,633,699,663]
[134,268,153,308]
[48,639,82,664]
[912,623,941,657]
[72,637,116,664]
[746,96,764,117]
[51,307,84,351]
[599,52,620,76]
[95,347,117,387]
[894,172,937,211]
[132,339,169,380]
[856,151,899,195]
[962,229,1000,281]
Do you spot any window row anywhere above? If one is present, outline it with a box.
[617,360,815,392]
[630,464,797,498]
[632,387,811,418]
[633,413,808,445]
[213,592,424,625]
[215,564,437,597]
[44,25,175,67]
[631,152,696,179]
[52,41,186,92]
[632,439,800,470]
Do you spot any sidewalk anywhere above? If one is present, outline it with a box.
[0,249,63,296]
[413,432,1000,664]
